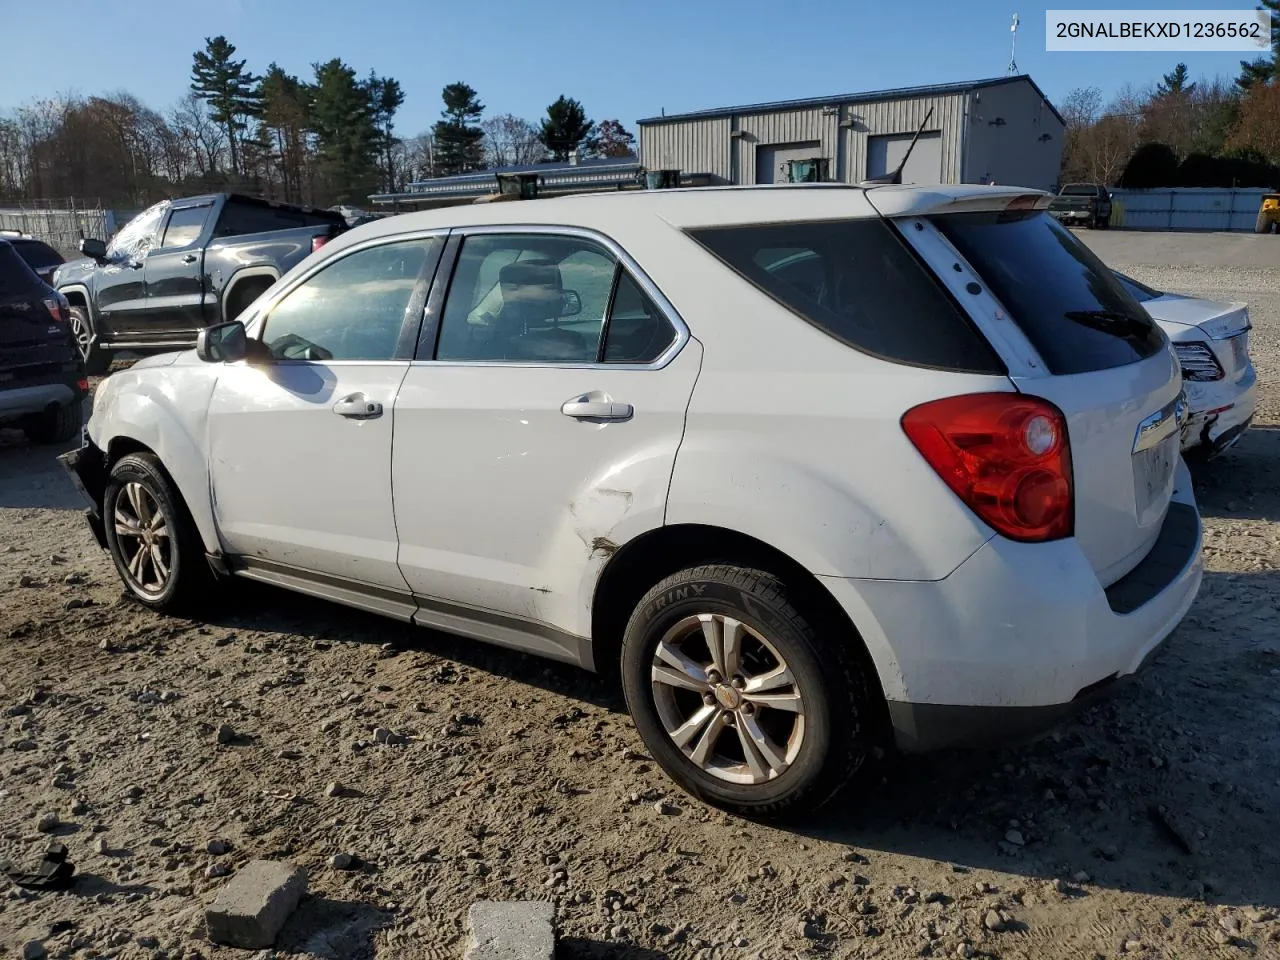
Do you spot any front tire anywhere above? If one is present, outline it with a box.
[22,401,82,445]
[103,453,212,612]
[621,564,873,820]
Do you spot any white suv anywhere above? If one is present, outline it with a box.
[61,184,1203,818]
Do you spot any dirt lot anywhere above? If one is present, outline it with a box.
[2,231,1279,960]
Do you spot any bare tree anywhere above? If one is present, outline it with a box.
[481,114,542,168]
[171,92,226,176]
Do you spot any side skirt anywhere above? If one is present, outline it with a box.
[225,556,593,669]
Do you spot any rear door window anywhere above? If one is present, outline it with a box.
[686,219,1004,373]
[930,211,1166,375]
[214,198,341,238]
[0,242,42,295]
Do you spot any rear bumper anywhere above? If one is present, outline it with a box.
[821,460,1203,752]
[56,439,108,550]
[1181,364,1257,457]
[0,381,80,421]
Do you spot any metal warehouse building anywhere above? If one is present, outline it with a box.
[638,75,1065,192]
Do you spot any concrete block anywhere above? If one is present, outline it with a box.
[465,900,555,960]
[205,859,308,949]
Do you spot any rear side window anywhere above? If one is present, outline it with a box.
[931,211,1166,375]
[10,239,63,270]
[0,242,42,294]
[686,219,1004,373]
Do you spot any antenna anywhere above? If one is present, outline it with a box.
[1009,12,1020,74]
[861,107,935,185]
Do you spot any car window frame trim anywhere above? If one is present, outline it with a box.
[239,228,449,365]
[414,223,690,372]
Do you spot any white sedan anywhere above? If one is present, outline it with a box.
[1114,271,1257,459]
[60,185,1202,818]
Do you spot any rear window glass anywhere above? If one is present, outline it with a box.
[930,211,1166,375]
[686,219,1004,374]
[1060,184,1099,196]
[0,242,42,295]
[215,198,340,238]
[10,239,63,270]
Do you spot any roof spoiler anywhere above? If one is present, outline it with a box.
[860,107,934,186]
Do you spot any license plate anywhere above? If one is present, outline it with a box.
[1229,332,1249,370]
[1133,434,1177,520]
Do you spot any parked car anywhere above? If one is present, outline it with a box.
[52,193,347,374]
[0,238,86,444]
[0,229,66,286]
[1048,183,1113,229]
[59,184,1202,818]
[1113,270,1256,459]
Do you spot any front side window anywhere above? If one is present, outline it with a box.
[260,238,437,362]
[435,234,612,363]
[688,219,1003,373]
[159,205,210,249]
[106,201,169,261]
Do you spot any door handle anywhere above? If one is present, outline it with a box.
[561,394,633,421]
[332,393,383,419]
[181,254,197,264]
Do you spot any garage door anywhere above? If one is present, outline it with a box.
[755,141,822,184]
[866,131,943,184]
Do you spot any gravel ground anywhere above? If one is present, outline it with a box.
[2,232,1280,959]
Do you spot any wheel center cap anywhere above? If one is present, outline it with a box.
[713,684,742,710]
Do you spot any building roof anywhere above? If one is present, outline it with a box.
[637,74,1066,128]
[390,155,640,195]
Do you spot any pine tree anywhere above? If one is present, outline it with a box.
[365,73,405,192]
[590,119,636,158]
[1156,63,1195,97]
[309,59,380,203]
[1236,0,1280,89]
[539,96,594,162]
[432,82,485,175]
[190,36,260,177]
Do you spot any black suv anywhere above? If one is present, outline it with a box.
[0,238,86,444]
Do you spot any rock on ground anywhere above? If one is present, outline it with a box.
[205,860,308,949]
[465,900,556,960]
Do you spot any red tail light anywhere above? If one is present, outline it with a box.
[42,295,68,324]
[311,235,330,253]
[902,393,1074,542]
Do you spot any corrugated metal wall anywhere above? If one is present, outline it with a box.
[1111,188,1272,232]
[639,117,734,181]
[734,108,840,184]
[842,94,966,183]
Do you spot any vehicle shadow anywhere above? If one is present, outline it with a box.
[276,896,392,956]
[1191,423,1280,522]
[0,427,85,510]
[792,567,1280,911]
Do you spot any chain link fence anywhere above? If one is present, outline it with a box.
[0,198,122,257]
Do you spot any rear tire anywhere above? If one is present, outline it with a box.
[22,401,82,445]
[68,306,111,376]
[103,453,213,613]
[621,564,874,820]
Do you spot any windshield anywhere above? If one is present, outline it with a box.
[930,210,1166,375]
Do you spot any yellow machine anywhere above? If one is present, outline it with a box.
[1257,194,1280,234]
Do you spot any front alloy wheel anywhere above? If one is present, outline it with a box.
[113,481,172,598]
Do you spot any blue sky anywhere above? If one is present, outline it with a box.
[0,0,1265,132]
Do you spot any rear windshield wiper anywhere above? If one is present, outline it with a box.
[1062,309,1152,340]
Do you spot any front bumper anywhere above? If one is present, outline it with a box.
[0,381,81,421]
[56,438,108,550]
[820,460,1203,752]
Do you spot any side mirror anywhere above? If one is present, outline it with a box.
[560,289,582,318]
[196,320,247,364]
[80,238,107,262]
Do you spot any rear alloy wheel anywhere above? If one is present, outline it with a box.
[103,453,212,612]
[622,564,873,819]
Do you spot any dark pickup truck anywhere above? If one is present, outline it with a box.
[53,193,347,373]
[1047,183,1113,229]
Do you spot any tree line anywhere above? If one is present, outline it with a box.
[0,35,637,210]
[1060,1,1279,188]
